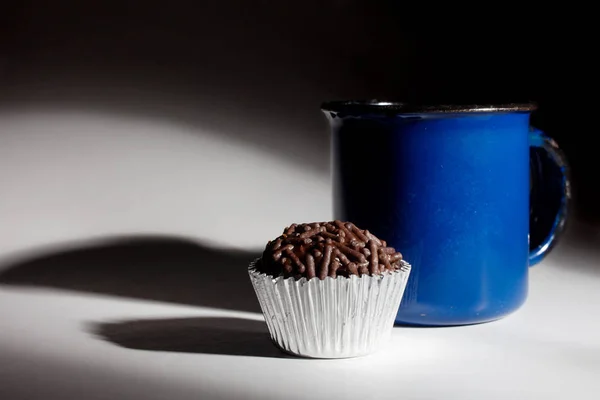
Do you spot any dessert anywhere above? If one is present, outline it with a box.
[257,221,404,279]
[248,220,411,358]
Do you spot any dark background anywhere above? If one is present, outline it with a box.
[1,1,595,221]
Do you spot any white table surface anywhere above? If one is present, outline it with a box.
[1,111,599,400]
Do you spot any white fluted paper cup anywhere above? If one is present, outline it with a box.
[248,259,411,359]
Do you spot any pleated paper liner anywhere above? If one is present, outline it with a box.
[248,259,411,358]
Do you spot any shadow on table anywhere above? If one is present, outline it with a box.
[0,235,262,313]
[89,316,290,359]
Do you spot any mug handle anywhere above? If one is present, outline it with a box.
[528,128,571,266]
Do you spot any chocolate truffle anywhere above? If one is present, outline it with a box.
[257,220,403,279]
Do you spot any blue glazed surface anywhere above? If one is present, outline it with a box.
[528,129,570,266]
[326,111,560,326]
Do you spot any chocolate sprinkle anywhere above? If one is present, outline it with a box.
[258,221,404,279]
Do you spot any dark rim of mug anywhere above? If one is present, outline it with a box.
[321,101,538,115]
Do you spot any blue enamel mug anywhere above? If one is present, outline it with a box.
[321,101,570,326]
